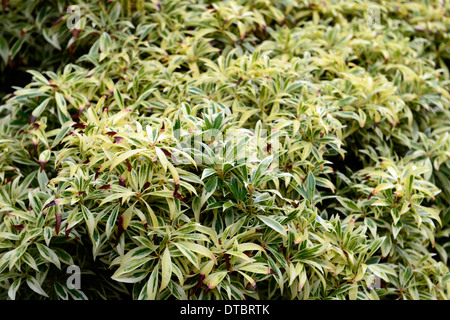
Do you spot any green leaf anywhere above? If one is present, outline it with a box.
[114,257,151,277]
[305,171,316,204]
[176,242,216,263]
[55,92,69,120]
[238,263,270,274]
[26,276,48,297]
[337,197,359,212]
[54,282,69,300]
[368,237,385,257]
[28,70,49,85]
[160,247,172,292]
[10,38,24,59]
[258,215,287,237]
[204,271,227,290]
[174,243,200,269]
[0,35,9,64]
[111,269,148,283]
[36,243,61,269]
[81,205,96,240]
[32,98,51,118]
[8,278,21,300]
[110,149,146,171]
[147,263,159,300]
[251,156,273,186]
[106,205,120,238]
[114,88,124,109]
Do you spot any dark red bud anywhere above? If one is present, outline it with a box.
[55,213,62,234]
[72,28,80,41]
[114,215,125,247]
[126,158,132,171]
[95,166,102,180]
[114,136,124,144]
[43,200,57,210]
[11,224,24,232]
[65,226,72,238]
[189,274,206,297]
[72,123,86,130]
[224,253,231,271]
[39,160,47,172]
[29,115,37,124]
[51,16,64,28]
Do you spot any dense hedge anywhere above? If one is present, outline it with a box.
[0,0,449,300]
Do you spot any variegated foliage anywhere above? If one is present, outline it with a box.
[0,0,448,300]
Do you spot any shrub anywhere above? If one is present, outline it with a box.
[0,0,449,300]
